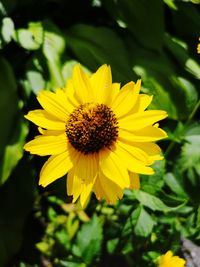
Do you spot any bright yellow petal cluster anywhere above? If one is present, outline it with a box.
[24,64,168,207]
[158,251,186,267]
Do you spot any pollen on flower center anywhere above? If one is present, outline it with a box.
[66,103,118,154]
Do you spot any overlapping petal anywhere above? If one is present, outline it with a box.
[99,148,130,188]
[39,144,75,187]
[119,110,167,131]
[118,126,167,142]
[25,110,66,130]
[90,64,112,104]
[94,173,123,204]
[24,133,67,155]
[37,89,73,121]
[112,80,141,118]
[72,64,93,103]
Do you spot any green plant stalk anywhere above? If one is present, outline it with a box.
[47,57,64,88]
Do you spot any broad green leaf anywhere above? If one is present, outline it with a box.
[134,207,156,237]
[0,56,18,153]
[164,173,188,197]
[42,20,65,87]
[172,3,200,38]
[170,77,198,116]
[132,190,170,212]
[1,17,14,43]
[72,215,103,265]
[14,22,43,50]
[101,0,164,50]
[67,24,136,83]
[164,34,200,79]
[0,158,36,266]
[178,135,200,175]
[42,20,65,61]
[0,118,28,185]
[141,160,166,194]
[163,0,177,9]
[130,37,198,119]
[26,70,45,94]
[184,123,200,137]
[58,261,86,267]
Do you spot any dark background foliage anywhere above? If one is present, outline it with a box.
[0,0,200,266]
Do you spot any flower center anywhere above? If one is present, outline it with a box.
[66,103,118,154]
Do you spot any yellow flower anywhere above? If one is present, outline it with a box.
[158,251,186,267]
[197,38,200,53]
[24,64,167,207]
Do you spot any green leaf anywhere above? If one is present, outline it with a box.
[0,118,28,185]
[42,20,65,87]
[72,215,103,265]
[102,0,164,50]
[0,56,18,154]
[179,135,200,175]
[134,207,156,237]
[170,76,198,116]
[132,190,170,212]
[164,172,188,197]
[42,20,65,61]
[1,17,14,43]
[164,34,200,79]
[163,0,177,9]
[0,158,36,266]
[67,24,136,83]
[141,160,166,194]
[14,21,43,50]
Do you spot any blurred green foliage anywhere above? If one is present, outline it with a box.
[0,0,200,266]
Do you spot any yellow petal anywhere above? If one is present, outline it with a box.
[118,126,167,142]
[137,94,153,111]
[25,110,66,130]
[117,140,149,164]
[67,168,83,203]
[113,144,154,175]
[37,89,72,122]
[97,173,123,204]
[65,79,80,106]
[131,142,163,162]
[93,177,104,201]
[112,80,141,118]
[38,127,64,136]
[90,64,112,104]
[99,148,130,188]
[73,153,98,184]
[72,64,93,103]
[80,182,94,208]
[39,146,74,187]
[129,172,140,190]
[24,133,67,156]
[110,82,120,103]
[119,110,167,131]
[67,153,98,206]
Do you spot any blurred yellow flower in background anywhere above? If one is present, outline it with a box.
[24,64,167,207]
[197,37,200,53]
[158,251,186,267]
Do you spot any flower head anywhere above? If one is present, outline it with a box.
[157,251,186,267]
[24,64,167,207]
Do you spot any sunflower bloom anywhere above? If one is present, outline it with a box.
[158,251,186,267]
[24,64,167,207]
